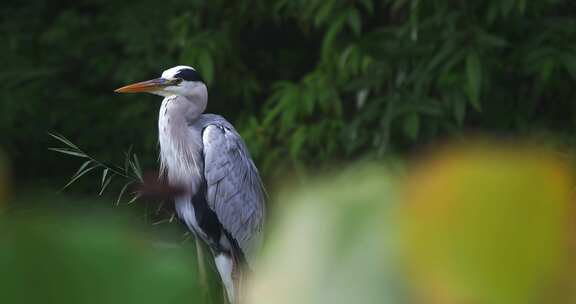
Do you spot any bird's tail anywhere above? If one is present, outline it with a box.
[215,252,251,304]
[215,253,240,304]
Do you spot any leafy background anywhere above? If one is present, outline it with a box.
[3,0,576,186]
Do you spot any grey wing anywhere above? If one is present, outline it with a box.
[202,123,265,264]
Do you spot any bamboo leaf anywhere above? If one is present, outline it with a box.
[63,164,98,189]
[453,98,466,126]
[466,52,482,111]
[314,1,335,27]
[49,148,87,158]
[99,174,113,196]
[392,0,410,11]
[127,192,141,205]
[348,9,361,36]
[321,14,347,59]
[289,127,307,159]
[70,160,92,180]
[124,146,134,172]
[403,113,420,141]
[116,182,132,206]
[130,154,143,182]
[101,168,109,187]
[359,0,374,14]
[48,132,79,149]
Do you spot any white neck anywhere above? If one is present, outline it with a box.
[158,94,205,190]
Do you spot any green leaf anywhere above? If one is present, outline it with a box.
[476,30,508,48]
[466,52,482,111]
[71,161,92,180]
[348,9,361,36]
[517,0,527,14]
[116,182,132,206]
[392,0,410,11]
[314,1,335,27]
[403,113,420,141]
[302,90,315,115]
[426,42,455,73]
[130,154,143,182]
[99,174,113,196]
[500,0,516,17]
[359,0,374,14]
[290,127,307,160]
[124,145,134,172]
[409,0,419,41]
[48,132,79,150]
[101,168,109,187]
[538,58,555,83]
[49,148,87,158]
[127,193,141,205]
[63,164,98,190]
[321,14,347,59]
[453,98,466,126]
[560,52,576,80]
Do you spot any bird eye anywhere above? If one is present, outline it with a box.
[172,78,183,85]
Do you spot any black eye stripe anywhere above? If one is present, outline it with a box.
[174,68,204,83]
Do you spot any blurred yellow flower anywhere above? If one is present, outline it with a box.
[401,143,575,304]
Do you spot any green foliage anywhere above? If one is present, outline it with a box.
[258,0,576,167]
[3,0,576,184]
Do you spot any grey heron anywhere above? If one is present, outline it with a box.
[115,66,265,303]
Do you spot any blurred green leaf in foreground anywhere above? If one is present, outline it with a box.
[0,214,203,304]
[247,165,407,304]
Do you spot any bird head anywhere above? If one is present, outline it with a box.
[115,66,207,98]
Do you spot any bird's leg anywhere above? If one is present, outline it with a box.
[222,288,230,304]
[195,238,212,302]
[214,253,236,304]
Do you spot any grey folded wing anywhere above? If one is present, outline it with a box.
[201,120,265,265]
